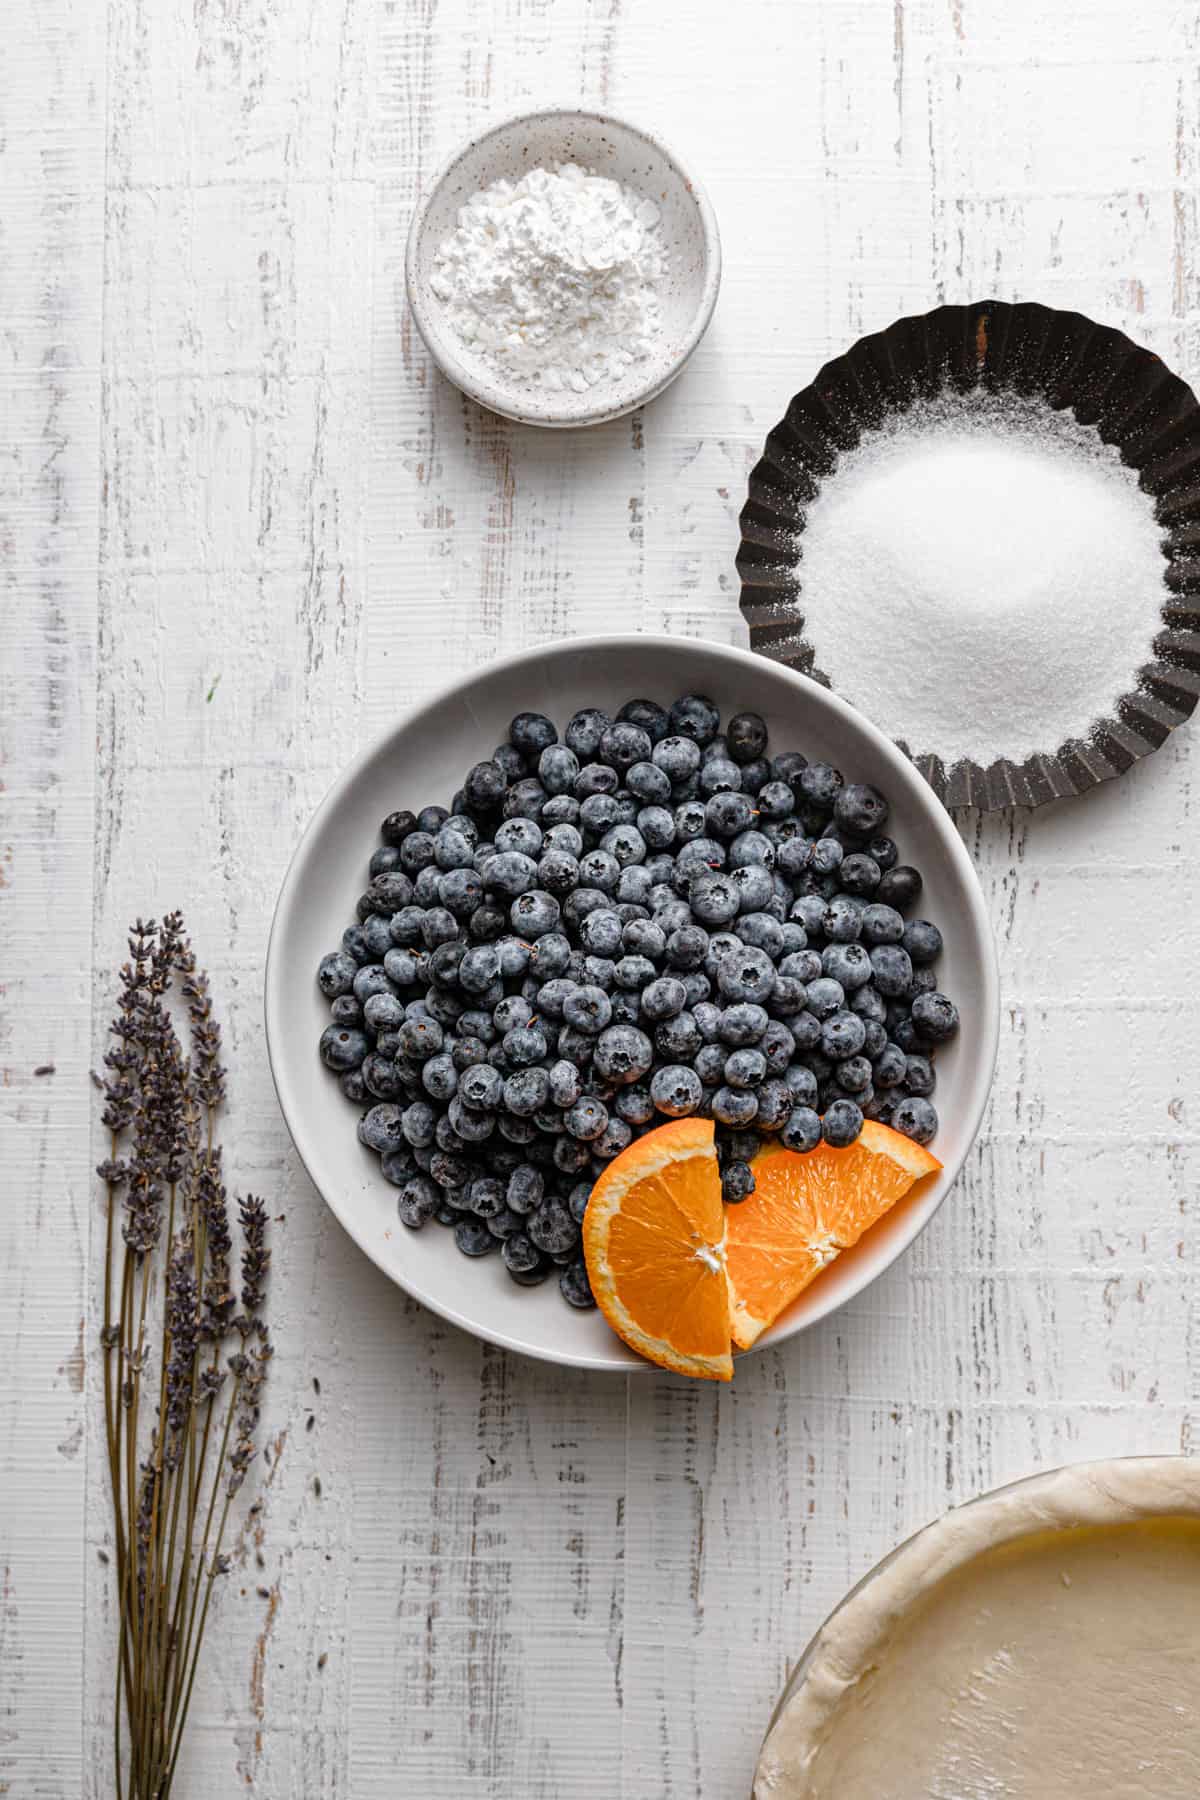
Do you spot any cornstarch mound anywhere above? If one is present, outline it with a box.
[796,392,1168,769]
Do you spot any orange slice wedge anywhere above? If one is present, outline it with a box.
[724,1122,941,1349]
[583,1117,732,1382]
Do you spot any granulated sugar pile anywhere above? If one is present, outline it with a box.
[797,393,1168,768]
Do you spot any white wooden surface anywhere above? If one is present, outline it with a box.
[4,1,1200,1793]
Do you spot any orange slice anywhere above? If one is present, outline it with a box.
[724,1122,941,1349]
[583,1117,732,1382]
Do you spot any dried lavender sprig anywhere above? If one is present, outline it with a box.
[174,939,227,1112]
[237,1194,270,1324]
[98,912,271,1800]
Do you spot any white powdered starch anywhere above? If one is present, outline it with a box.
[430,163,666,394]
[796,393,1167,768]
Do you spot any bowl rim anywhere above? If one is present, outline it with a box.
[403,103,723,430]
[753,1452,1200,1791]
[264,632,1000,1373]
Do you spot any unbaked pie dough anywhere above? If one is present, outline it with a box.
[754,1457,1200,1799]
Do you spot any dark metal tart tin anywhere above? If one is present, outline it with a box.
[738,299,1200,810]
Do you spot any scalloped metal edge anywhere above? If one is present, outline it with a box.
[738,299,1200,811]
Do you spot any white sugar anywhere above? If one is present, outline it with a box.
[795,392,1167,768]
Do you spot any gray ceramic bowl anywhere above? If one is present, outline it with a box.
[405,107,721,428]
[265,636,999,1373]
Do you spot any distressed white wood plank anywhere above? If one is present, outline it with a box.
[0,2,107,1796]
[4,0,1200,1795]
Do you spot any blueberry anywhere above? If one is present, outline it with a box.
[690,871,740,927]
[835,1054,872,1094]
[579,794,620,840]
[396,1174,441,1229]
[503,1025,548,1068]
[623,760,669,806]
[723,711,765,765]
[767,976,806,1019]
[839,853,881,897]
[438,868,484,919]
[381,808,418,846]
[911,991,959,1042]
[869,944,914,998]
[319,1024,370,1071]
[318,949,360,998]
[575,763,620,800]
[822,898,862,944]
[717,1001,768,1046]
[562,985,612,1035]
[784,1063,819,1108]
[343,924,376,966]
[821,1011,866,1060]
[663,924,707,971]
[638,976,685,1022]
[780,948,821,985]
[554,1134,593,1174]
[903,920,943,966]
[753,781,793,823]
[648,1009,698,1061]
[674,798,709,841]
[799,763,843,813]
[653,735,702,784]
[780,1107,822,1152]
[600,825,647,869]
[506,712,556,759]
[904,1054,936,1096]
[398,1015,444,1061]
[712,1086,758,1126]
[868,1042,905,1089]
[698,757,742,800]
[572,906,617,958]
[722,1047,765,1090]
[505,1165,544,1216]
[706,791,755,838]
[524,1196,579,1256]
[805,977,845,1020]
[599,721,653,772]
[491,818,539,859]
[721,1161,756,1203]
[759,1019,795,1073]
[646,1064,702,1117]
[822,1099,864,1147]
[331,996,364,1028]
[613,1083,654,1125]
[450,1218,495,1258]
[486,850,539,898]
[565,707,612,758]
[860,903,905,946]
[509,889,561,939]
[892,1095,938,1144]
[820,942,872,992]
[877,865,922,912]
[529,932,571,980]
[559,1259,596,1308]
[563,1097,608,1141]
[891,1016,922,1054]
[501,1066,548,1116]
[716,944,775,1006]
[593,1024,653,1084]
[668,694,721,746]
[433,829,477,875]
[502,1232,550,1283]
[502,778,548,823]
[593,1117,634,1160]
[362,991,404,1034]
[834,783,888,839]
[908,966,938,999]
[693,1043,727,1087]
[417,1053,455,1101]
[399,831,438,875]
[543,822,584,859]
[633,805,673,852]
[791,895,827,936]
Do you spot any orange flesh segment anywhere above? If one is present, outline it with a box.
[725,1122,941,1350]
[584,1118,732,1380]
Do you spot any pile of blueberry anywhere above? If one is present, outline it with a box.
[316,695,959,1309]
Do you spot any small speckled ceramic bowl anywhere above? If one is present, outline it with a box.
[405,106,721,429]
